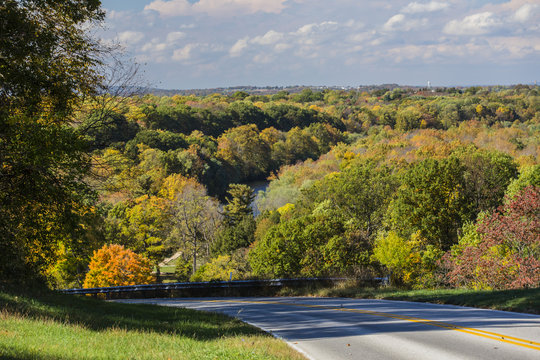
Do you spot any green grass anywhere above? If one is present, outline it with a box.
[159,265,177,274]
[277,281,540,314]
[0,288,305,360]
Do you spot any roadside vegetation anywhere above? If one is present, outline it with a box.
[0,288,305,360]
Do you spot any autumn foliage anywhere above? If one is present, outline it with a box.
[83,244,154,288]
[443,186,540,290]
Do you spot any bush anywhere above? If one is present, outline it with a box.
[191,255,237,282]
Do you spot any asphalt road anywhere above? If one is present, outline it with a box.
[115,297,540,360]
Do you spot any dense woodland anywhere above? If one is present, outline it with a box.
[25,85,540,290]
[1,1,538,292]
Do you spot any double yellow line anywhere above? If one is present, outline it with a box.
[202,299,540,351]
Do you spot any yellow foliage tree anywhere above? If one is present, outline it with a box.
[83,244,154,288]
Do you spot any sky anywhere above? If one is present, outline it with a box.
[98,0,540,89]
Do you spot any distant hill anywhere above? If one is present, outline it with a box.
[133,84,409,96]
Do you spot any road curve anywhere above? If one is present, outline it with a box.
[115,297,540,360]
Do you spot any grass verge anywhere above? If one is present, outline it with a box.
[277,281,540,315]
[0,288,305,360]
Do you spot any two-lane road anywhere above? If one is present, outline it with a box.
[116,297,540,360]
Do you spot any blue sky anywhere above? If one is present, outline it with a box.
[98,0,540,89]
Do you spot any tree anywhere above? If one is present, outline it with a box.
[120,195,172,276]
[83,244,153,288]
[227,101,269,129]
[386,158,469,250]
[0,0,105,283]
[309,161,398,241]
[222,184,255,224]
[216,124,271,180]
[190,255,240,282]
[212,215,256,256]
[454,147,518,214]
[444,186,540,289]
[166,178,222,275]
[372,232,412,285]
[249,217,309,278]
[505,165,540,199]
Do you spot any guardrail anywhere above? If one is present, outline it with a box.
[60,278,351,299]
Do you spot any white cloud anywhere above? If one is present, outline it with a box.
[144,0,191,16]
[294,21,338,36]
[229,21,342,59]
[117,31,145,45]
[145,0,287,17]
[141,40,168,53]
[138,31,186,55]
[383,14,405,31]
[253,53,273,64]
[172,44,195,61]
[383,14,427,31]
[274,43,292,53]
[251,30,284,45]
[107,10,131,21]
[229,37,249,57]
[487,36,540,58]
[402,1,449,14]
[166,31,186,43]
[443,12,500,35]
[348,31,375,43]
[512,4,539,23]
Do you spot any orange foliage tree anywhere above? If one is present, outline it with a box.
[83,244,154,288]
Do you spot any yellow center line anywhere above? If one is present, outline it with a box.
[198,299,540,351]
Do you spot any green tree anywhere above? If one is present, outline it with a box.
[386,158,469,250]
[212,216,256,256]
[309,161,398,241]
[0,0,105,283]
[454,147,518,213]
[249,217,309,278]
[505,165,540,199]
[212,184,256,255]
[228,101,269,129]
[223,184,255,223]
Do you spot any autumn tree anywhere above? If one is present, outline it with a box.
[444,186,540,289]
[83,244,153,288]
[216,124,271,180]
